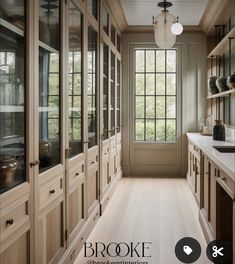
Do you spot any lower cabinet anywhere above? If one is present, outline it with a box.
[187,138,234,263]
[0,232,29,264]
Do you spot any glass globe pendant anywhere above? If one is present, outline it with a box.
[153,10,176,49]
[171,17,183,35]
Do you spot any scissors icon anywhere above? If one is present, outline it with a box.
[212,246,224,257]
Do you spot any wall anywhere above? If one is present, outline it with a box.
[122,32,207,177]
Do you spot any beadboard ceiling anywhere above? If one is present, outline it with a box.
[119,0,209,26]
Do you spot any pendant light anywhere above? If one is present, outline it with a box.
[153,0,183,49]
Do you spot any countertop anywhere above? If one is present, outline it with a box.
[187,133,235,181]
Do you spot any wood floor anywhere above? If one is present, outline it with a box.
[75,178,211,264]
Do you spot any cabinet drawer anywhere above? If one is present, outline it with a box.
[217,170,235,198]
[111,138,116,153]
[102,145,109,161]
[39,176,63,212]
[69,163,84,182]
[0,195,29,237]
[88,153,98,171]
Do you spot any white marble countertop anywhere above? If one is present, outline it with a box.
[187,133,235,181]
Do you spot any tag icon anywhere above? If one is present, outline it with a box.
[183,245,193,255]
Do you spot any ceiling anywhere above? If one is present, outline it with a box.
[119,0,209,26]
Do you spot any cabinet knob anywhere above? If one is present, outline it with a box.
[75,172,79,176]
[91,161,95,165]
[50,189,55,194]
[6,219,14,226]
[221,177,226,181]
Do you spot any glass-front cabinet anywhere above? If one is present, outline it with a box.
[103,43,109,140]
[87,26,97,149]
[0,0,26,194]
[39,0,61,172]
[68,2,83,158]
[117,59,121,133]
[110,51,115,136]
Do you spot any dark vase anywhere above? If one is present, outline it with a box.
[227,72,235,90]
[216,77,229,92]
[213,120,225,141]
[208,76,219,94]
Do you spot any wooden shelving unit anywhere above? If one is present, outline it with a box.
[207,27,235,58]
[207,88,235,99]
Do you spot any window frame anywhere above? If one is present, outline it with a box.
[133,47,179,143]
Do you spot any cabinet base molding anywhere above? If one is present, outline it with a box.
[59,204,100,264]
[100,170,122,214]
[199,205,214,243]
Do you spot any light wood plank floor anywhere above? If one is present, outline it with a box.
[75,178,211,264]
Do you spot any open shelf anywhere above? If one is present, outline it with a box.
[207,88,235,99]
[207,27,235,58]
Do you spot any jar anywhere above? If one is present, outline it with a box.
[0,155,17,188]
[213,120,225,141]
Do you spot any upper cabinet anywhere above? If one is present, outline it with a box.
[0,0,26,194]
[103,43,109,141]
[101,5,109,36]
[110,51,115,137]
[68,1,83,158]
[38,0,61,172]
[87,26,97,149]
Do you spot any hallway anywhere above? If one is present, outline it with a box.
[75,178,210,264]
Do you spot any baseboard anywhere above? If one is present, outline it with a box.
[199,209,214,243]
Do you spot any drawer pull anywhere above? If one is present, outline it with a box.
[6,219,14,226]
[50,189,55,194]
[75,172,79,176]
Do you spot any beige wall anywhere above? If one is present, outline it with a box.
[122,32,207,177]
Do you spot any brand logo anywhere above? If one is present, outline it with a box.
[84,242,152,258]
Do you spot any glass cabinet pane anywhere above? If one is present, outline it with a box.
[0,1,25,194]
[39,0,60,172]
[102,5,109,35]
[86,0,97,19]
[117,35,121,52]
[117,60,121,133]
[103,43,109,140]
[111,52,115,136]
[68,2,83,158]
[87,26,97,149]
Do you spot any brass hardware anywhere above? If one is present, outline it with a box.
[50,189,55,194]
[6,219,14,226]
[30,160,40,167]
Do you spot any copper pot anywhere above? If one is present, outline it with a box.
[0,155,17,188]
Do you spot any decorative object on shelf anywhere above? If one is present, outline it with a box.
[216,77,230,92]
[213,120,225,141]
[152,0,183,49]
[208,76,219,94]
[0,155,17,188]
[227,72,235,89]
[39,140,51,159]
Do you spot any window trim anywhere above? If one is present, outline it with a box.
[133,47,180,143]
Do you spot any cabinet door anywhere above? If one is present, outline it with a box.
[209,163,216,237]
[195,157,200,204]
[0,232,29,264]
[203,156,210,218]
[110,52,115,136]
[0,0,26,194]
[38,203,64,264]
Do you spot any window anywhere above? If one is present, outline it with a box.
[134,49,177,142]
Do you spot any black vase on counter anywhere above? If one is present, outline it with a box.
[213,120,225,141]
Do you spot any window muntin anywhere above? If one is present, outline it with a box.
[134,49,177,142]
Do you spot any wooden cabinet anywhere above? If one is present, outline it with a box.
[0,0,123,263]
[187,140,201,205]
[187,136,235,263]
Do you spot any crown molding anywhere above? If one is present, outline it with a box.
[105,0,128,33]
[199,0,235,36]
